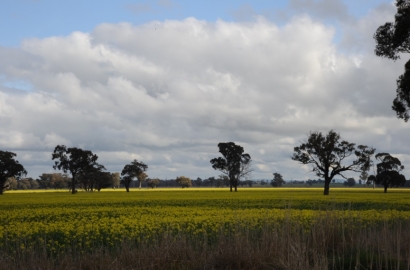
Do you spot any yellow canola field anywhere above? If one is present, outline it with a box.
[1,188,410,254]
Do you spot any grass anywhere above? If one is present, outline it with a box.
[1,188,410,269]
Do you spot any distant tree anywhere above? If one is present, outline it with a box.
[343,178,356,187]
[176,176,192,188]
[245,180,253,187]
[370,153,406,193]
[207,177,215,187]
[0,151,27,195]
[111,172,121,189]
[359,170,368,185]
[136,172,148,189]
[374,0,410,121]
[210,142,252,192]
[37,173,71,189]
[194,177,203,187]
[147,178,160,189]
[29,178,39,189]
[292,130,375,195]
[52,145,100,194]
[17,178,35,190]
[5,177,18,190]
[260,180,267,186]
[306,179,313,187]
[272,173,285,187]
[121,160,148,192]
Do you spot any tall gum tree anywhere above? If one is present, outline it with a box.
[210,142,252,192]
[292,130,375,195]
[52,145,100,194]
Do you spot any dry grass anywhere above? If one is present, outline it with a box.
[1,213,410,270]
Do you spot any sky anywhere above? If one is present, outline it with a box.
[1,0,409,182]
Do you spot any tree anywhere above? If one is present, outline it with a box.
[272,173,285,187]
[121,160,148,192]
[371,153,406,193]
[147,178,160,189]
[111,172,120,189]
[0,151,27,195]
[210,142,252,192]
[194,177,203,187]
[176,176,192,188]
[292,130,375,195]
[37,173,71,189]
[52,145,100,194]
[374,0,410,121]
[359,170,368,186]
[136,172,148,189]
[208,177,215,187]
[343,178,356,187]
[95,172,113,192]
[78,164,106,191]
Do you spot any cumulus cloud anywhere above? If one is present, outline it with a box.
[1,5,408,181]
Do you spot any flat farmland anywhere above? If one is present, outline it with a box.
[2,188,410,269]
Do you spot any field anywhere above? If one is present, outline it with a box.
[2,188,410,269]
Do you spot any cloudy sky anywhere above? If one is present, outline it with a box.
[1,0,408,181]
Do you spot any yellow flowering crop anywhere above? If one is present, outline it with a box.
[1,188,410,254]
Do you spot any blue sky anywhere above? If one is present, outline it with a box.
[1,0,391,47]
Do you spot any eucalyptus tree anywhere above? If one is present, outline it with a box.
[292,130,375,195]
[210,142,252,192]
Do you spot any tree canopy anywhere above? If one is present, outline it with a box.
[374,0,410,121]
[210,142,252,192]
[52,145,100,194]
[272,173,285,187]
[292,130,375,195]
[121,160,148,192]
[371,153,406,193]
[176,176,192,188]
[0,151,27,195]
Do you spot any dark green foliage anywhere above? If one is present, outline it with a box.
[0,151,27,195]
[374,0,410,121]
[272,173,284,187]
[343,178,356,187]
[292,130,375,195]
[210,142,252,192]
[52,145,100,194]
[393,60,410,121]
[370,153,406,193]
[78,164,107,191]
[121,160,148,192]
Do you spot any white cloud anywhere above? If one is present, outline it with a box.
[1,7,409,181]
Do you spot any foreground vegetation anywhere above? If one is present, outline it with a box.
[2,188,410,269]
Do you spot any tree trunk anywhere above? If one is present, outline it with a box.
[139,181,142,190]
[125,185,130,192]
[230,183,232,192]
[234,185,237,192]
[71,174,76,194]
[384,185,388,193]
[323,178,331,195]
